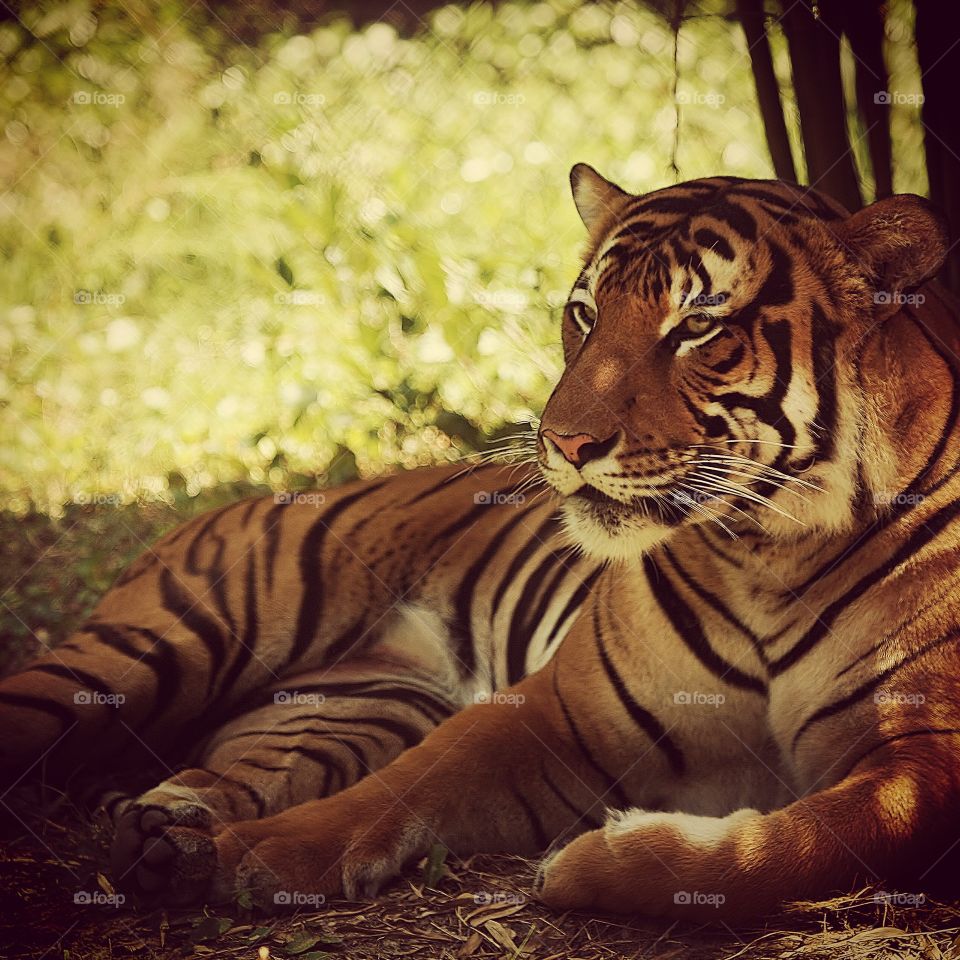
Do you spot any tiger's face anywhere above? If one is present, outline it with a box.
[538,165,947,561]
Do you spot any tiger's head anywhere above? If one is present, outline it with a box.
[538,165,949,561]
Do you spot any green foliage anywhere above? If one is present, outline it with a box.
[0,0,927,517]
[3,0,766,514]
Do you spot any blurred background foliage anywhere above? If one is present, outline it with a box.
[1,0,929,512]
[0,0,929,664]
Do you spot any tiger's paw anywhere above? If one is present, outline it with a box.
[213,802,434,911]
[533,828,611,912]
[111,794,220,904]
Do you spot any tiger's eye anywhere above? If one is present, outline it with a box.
[682,314,716,337]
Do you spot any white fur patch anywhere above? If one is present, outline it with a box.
[377,603,482,708]
[605,807,761,850]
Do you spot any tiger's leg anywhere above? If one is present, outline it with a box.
[109,667,458,901]
[536,733,960,920]
[201,651,647,908]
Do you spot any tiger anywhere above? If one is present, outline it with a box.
[2,163,959,923]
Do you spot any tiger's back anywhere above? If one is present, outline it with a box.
[0,463,596,783]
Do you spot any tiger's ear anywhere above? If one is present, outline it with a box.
[838,194,948,317]
[570,164,632,241]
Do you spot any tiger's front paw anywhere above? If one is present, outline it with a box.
[534,828,614,912]
[214,799,436,911]
[535,808,762,920]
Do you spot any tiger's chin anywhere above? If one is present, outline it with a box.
[559,494,675,563]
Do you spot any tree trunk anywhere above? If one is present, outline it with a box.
[736,0,797,183]
[916,0,960,293]
[781,0,862,211]
[828,0,892,199]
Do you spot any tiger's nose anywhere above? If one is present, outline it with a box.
[541,429,619,468]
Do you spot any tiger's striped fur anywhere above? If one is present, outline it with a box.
[3,166,960,920]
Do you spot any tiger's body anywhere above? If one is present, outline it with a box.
[3,167,960,921]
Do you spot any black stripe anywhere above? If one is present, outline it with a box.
[451,506,539,678]
[791,631,960,751]
[512,786,550,850]
[433,482,529,544]
[215,548,260,708]
[644,555,766,693]
[551,667,630,807]
[836,728,960,782]
[809,301,839,462]
[0,691,77,733]
[402,470,463,507]
[158,566,227,697]
[540,566,604,650]
[323,617,371,665]
[709,341,745,375]
[788,307,960,599]
[506,546,579,684]
[262,500,291,593]
[238,498,261,528]
[694,526,744,569]
[28,663,120,700]
[693,228,734,260]
[541,764,604,829]
[593,601,686,775]
[288,481,389,667]
[287,745,345,793]
[204,769,265,817]
[661,546,766,664]
[82,623,182,730]
[236,758,290,774]
[711,201,757,242]
[772,497,960,674]
[184,503,236,574]
[490,515,560,617]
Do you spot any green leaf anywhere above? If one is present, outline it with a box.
[275,256,294,287]
[422,843,448,888]
[187,915,231,944]
[284,932,322,955]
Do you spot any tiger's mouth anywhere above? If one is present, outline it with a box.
[569,483,680,526]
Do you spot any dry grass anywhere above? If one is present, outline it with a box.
[3,797,960,960]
